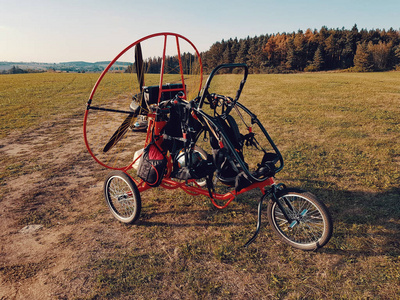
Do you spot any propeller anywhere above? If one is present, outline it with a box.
[103,43,145,153]
[135,42,145,96]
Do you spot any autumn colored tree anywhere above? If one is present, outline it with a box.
[197,25,400,73]
[263,33,289,69]
[368,41,393,70]
[354,42,373,71]
[395,45,400,67]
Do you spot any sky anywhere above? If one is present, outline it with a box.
[1,0,399,63]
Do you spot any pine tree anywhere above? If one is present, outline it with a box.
[324,33,339,69]
[222,44,231,64]
[293,31,307,70]
[285,38,297,70]
[394,45,400,67]
[230,38,240,61]
[247,37,261,72]
[312,46,325,71]
[354,42,372,71]
[342,24,360,68]
[235,38,249,64]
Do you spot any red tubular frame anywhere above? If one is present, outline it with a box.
[123,113,276,209]
[158,35,188,101]
[83,32,203,170]
[84,32,276,211]
[128,169,275,209]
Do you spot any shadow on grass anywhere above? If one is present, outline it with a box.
[126,179,400,257]
[304,183,400,257]
[136,188,264,226]
[136,208,252,228]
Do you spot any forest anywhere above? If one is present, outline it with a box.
[135,25,400,74]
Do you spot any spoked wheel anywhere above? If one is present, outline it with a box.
[267,188,333,251]
[104,170,141,224]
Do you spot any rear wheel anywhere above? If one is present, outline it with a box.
[104,171,141,224]
[267,188,333,251]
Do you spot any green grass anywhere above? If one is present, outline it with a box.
[1,71,399,299]
[0,72,98,138]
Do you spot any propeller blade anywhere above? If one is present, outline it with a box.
[135,43,144,92]
[134,42,147,121]
[103,43,145,153]
[102,113,134,153]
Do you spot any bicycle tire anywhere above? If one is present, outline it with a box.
[104,170,142,224]
[267,188,333,251]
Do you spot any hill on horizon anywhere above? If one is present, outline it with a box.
[0,61,131,73]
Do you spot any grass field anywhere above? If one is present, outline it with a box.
[0,71,399,299]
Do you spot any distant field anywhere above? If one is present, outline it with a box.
[0,71,399,299]
[0,72,98,138]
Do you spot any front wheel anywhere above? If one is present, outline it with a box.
[104,171,141,224]
[267,188,333,251]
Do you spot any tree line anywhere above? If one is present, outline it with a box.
[1,66,45,74]
[126,52,200,75]
[129,25,400,74]
[201,25,400,73]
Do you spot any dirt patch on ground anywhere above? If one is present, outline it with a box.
[0,114,255,299]
[0,115,116,299]
[2,108,399,299]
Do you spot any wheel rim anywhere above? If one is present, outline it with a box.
[106,176,137,220]
[272,194,326,246]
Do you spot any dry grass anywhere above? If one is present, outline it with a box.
[0,71,399,299]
